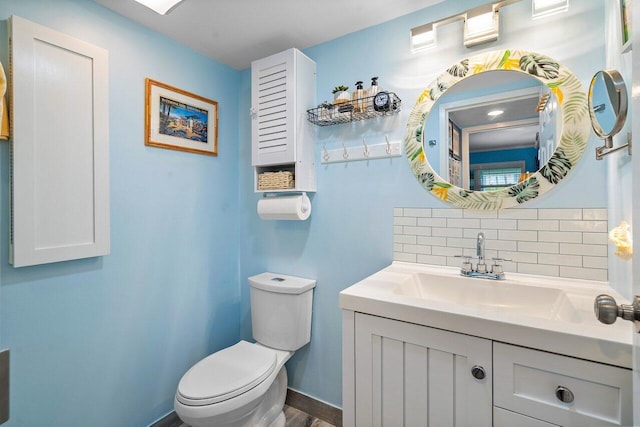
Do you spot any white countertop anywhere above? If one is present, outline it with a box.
[339,262,633,368]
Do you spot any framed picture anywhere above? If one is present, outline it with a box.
[621,0,632,53]
[145,78,218,156]
[448,121,454,152]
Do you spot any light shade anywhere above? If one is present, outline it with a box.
[464,4,499,47]
[134,0,184,15]
[532,0,569,19]
[410,22,436,53]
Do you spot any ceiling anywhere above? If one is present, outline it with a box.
[94,0,444,70]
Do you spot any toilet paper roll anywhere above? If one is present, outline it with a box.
[257,194,311,220]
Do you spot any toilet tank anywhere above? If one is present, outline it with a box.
[249,272,316,351]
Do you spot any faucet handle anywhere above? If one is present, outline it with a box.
[490,257,511,275]
[455,255,473,273]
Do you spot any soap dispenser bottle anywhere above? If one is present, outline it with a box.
[352,81,364,113]
[368,77,380,110]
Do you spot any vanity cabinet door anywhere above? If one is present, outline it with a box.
[354,313,492,427]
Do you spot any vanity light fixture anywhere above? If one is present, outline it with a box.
[410,0,521,53]
[464,4,499,47]
[532,0,569,19]
[133,0,184,15]
[410,22,436,52]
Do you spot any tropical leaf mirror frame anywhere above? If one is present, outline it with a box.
[404,49,590,210]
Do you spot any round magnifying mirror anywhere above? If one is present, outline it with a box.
[588,69,627,150]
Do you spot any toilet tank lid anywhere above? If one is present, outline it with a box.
[249,272,316,294]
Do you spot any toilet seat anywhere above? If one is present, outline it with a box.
[176,341,277,406]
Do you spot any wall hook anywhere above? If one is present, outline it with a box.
[322,144,330,162]
[342,142,349,160]
[385,135,392,155]
[362,137,370,157]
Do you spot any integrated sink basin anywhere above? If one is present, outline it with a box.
[394,272,580,322]
[339,261,632,368]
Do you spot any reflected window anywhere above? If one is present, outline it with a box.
[470,165,524,191]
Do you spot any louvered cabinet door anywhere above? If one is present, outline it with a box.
[354,313,492,427]
[251,49,296,166]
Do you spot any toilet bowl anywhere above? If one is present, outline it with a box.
[175,273,315,427]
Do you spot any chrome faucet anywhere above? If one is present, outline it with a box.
[456,232,509,280]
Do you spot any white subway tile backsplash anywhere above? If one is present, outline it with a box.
[403,208,432,218]
[393,207,609,282]
[517,220,559,231]
[417,217,447,227]
[417,236,447,246]
[447,218,481,228]
[416,254,447,265]
[560,243,608,257]
[432,227,463,238]
[498,230,538,242]
[394,252,417,263]
[498,209,537,219]
[538,209,582,220]
[560,266,608,281]
[432,209,463,218]
[538,231,582,243]
[518,263,560,277]
[583,232,608,245]
[403,226,432,236]
[559,220,608,233]
[538,253,582,267]
[394,234,417,245]
[517,241,559,254]
[583,209,607,221]
[480,219,517,230]
[394,216,417,226]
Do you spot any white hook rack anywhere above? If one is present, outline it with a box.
[321,137,402,164]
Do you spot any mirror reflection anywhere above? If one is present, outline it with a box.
[423,71,562,192]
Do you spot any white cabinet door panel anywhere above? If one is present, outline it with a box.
[10,15,109,267]
[354,313,492,427]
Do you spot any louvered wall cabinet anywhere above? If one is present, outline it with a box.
[251,48,316,193]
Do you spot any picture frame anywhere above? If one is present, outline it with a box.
[621,0,632,53]
[145,78,218,156]
[448,121,454,152]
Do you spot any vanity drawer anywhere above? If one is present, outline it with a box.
[493,342,631,426]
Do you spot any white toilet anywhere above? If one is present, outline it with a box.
[174,272,316,427]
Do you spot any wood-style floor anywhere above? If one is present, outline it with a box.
[177,405,335,427]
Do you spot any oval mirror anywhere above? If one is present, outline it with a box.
[405,49,590,210]
[588,69,628,158]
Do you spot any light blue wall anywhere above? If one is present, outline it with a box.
[0,1,241,425]
[239,0,607,408]
[0,0,613,423]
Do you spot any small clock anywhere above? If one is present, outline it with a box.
[373,91,391,112]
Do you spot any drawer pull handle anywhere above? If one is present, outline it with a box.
[471,365,486,380]
[555,386,574,403]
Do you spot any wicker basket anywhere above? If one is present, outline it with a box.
[258,171,295,190]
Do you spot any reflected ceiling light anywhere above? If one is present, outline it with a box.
[487,109,504,117]
[532,0,569,19]
[464,4,499,47]
[410,23,436,52]
[133,0,184,15]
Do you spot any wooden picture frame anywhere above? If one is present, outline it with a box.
[621,0,632,53]
[145,78,218,156]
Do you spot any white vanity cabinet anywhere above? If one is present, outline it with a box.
[251,48,316,192]
[351,313,493,427]
[344,312,632,427]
